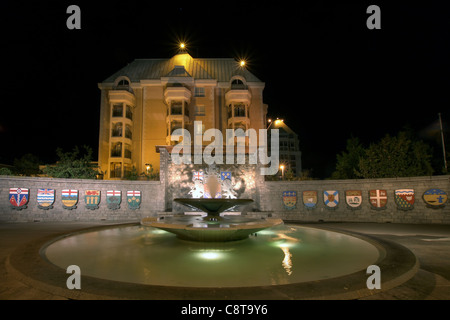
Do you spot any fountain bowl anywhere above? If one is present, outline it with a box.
[141,216,283,242]
[141,198,282,242]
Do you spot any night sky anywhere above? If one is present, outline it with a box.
[1,1,449,178]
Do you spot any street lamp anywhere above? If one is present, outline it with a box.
[145,163,150,174]
[280,165,285,180]
[267,118,283,129]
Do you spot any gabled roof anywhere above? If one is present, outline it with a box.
[102,53,262,83]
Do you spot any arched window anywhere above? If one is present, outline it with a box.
[114,77,133,93]
[231,77,247,89]
[117,79,129,87]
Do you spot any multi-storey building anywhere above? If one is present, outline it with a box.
[97,52,270,179]
[268,119,302,178]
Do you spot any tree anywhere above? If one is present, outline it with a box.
[43,146,99,179]
[13,153,41,176]
[331,137,365,179]
[356,132,433,178]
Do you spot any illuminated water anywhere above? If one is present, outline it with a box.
[43,224,379,287]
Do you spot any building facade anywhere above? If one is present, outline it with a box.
[268,119,302,177]
[98,52,270,179]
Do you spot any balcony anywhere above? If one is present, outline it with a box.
[225,89,251,105]
[164,86,191,105]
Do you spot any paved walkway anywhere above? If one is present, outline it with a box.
[0,221,449,300]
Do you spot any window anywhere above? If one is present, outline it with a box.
[126,105,133,120]
[125,124,132,139]
[195,105,205,116]
[194,87,205,97]
[171,101,183,115]
[112,104,123,117]
[234,103,246,117]
[111,142,122,157]
[231,78,246,89]
[110,162,122,178]
[118,79,129,87]
[124,144,132,159]
[111,122,123,137]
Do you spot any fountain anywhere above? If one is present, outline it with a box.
[141,167,283,241]
[36,166,417,298]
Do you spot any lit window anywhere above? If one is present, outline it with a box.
[126,105,133,120]
[112,104,123,117]
[111,142,122,157]
[111,122,123,137]
[195,105,205,116]
[194,87,205,97]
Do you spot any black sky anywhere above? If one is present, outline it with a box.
[1,1,449,178]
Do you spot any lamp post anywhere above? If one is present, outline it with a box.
[145,163,150,175]
[280,165,285,180]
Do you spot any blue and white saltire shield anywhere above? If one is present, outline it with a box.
[324,190,339,208]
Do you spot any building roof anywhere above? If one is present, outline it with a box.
[102,53,262,83]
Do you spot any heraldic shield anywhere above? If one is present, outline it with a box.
[283,191,297,210]
[9,188,29,210]
[369,189,388,210]
[423,188,448,209]
[37,188,55,210]
[394,189,415,210]
[324,190,339,209]
[62,189,78,210]
[127,190,141,210]
[345,190,362,209]
[85,190,100,210]
[303,190,318,209]
[107,190,121,210]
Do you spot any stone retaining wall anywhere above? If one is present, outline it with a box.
[0,176,164,222]
[260,175,450,224]
[1,174,449,224]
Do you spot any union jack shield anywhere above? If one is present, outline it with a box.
[37,188,55,210]
[106,190,121,210]
[192,171,204,181]
[9,188,29,210]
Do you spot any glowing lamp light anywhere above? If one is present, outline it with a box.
[274,119,283,125]
[198,251,221,260]
[240,60,246,67]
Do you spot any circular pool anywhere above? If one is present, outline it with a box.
[43,224,380,288]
